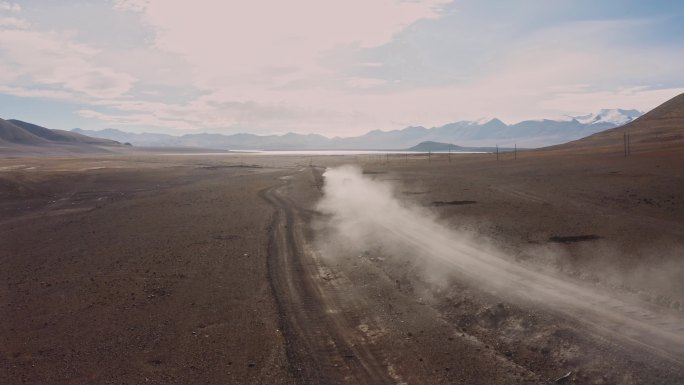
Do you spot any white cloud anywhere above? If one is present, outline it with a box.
[0,1,20,12]
[77,108,196,130]
[93,0,456,133]
[346,77,388,89]
[125,0,449,90]
[0,28,136,99]
[0,16,27,28]
[358,62,385,68]
[540,87,684,115]
[1,2,683,136]
[0,85,75,100]
[101,2,684,135]
[112,0,148,12]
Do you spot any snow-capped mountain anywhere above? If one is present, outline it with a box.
[573,109,642,126]
[72,109,643,150]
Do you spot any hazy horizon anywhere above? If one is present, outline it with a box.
[1,1,683,136]
[68,108,638,139]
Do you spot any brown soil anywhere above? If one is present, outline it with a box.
[2,147,683,384]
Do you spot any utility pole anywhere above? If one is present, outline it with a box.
[496,145,499,161]
[514,144,517,160]
[622,131,627,158]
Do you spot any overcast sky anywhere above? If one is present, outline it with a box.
[1,0,683,136]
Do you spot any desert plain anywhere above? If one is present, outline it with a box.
[1,144,684,385]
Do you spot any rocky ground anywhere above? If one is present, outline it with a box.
[1,148,683,384]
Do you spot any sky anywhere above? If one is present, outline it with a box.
[1,0,683,136]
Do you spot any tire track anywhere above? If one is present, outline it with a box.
[260,172,395,385]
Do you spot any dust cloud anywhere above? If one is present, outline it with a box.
[315,165,684,363]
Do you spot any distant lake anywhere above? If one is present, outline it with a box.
[160,150,488,156]
[248,150,489,155]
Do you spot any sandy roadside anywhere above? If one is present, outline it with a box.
[1,155,301,384]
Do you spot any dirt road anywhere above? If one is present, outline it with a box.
[261,168,546,384]
[261,162,684,384]
[261,172,397,385]
[2,152,683,384]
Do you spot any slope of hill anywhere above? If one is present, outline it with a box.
[74,109,641,150]
[408,141,466,152]
[554,93,684,153]
[0,118,124,156]
[0,118,49,145]
[9,120,120,145]
[72,128,180,147]
[407,141,511,153]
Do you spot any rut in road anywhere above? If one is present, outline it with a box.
[260,173,396,385]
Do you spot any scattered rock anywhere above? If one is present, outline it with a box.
[555,371,572,383]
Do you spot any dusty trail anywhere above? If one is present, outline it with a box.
[385,221,684,366]
[263,165,684,384]
[320,165,684,368]
[260,174,396,385]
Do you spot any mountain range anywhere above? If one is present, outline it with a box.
[72,109,642,151]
